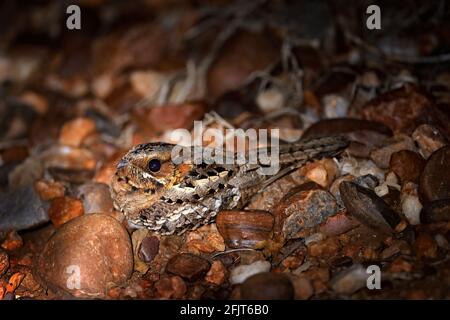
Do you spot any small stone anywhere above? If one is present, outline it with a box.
[205,260,227,286]
[308,237,341,258]
[240,272,294,300]
[1,230,23,251]
[229,260,271,285]
[330,264,368,294]
[207,30,278,99]
[355,174,380,190]
[380,240,411,260]
[138,236,160,264]
[434,234,450,250]
[74,182,113,214]
[59,117,96,147]
[414,233,438,259]
[166,253,211,281]
[421,199,450,223]
[400,182,422,225]
[256,88,285,114]
[48,196,84,228]
[216,210,273,249]
[291,275,314,300]
[133,102,206,134]
[370,134,416,169]
[34,180,65,201]
[340,181,401,234]
[0,185,48,232]
[323,94,349,118]
[34,214,133,298]
[361,86,433,133]
[274,187,339,240]
[419,146,450,202]
[154,276,187,299]
[130,70,164,98]
[185,224,225,253]
[388,257,413,273]
[412,124,447,159]
[390,150,425,183]
[0,248,9,276]
[19,91,49,114]
[299,159,339,188]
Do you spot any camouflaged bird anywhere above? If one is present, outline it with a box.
[110,136,349,235]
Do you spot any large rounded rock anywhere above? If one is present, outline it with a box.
[34,214,133,298]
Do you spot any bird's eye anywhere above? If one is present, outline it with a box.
[148,159,161,172]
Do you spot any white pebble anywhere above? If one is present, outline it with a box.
[374,183,389,197]
[256,88,285,114]
[401,195,422,225]
[323,94,349,118]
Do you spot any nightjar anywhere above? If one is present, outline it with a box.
[110,136,349,235]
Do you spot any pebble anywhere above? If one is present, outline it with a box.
[290,275,314,300]
[380,241,405,260]
[414,233,438,259]
[216,210,273,249]
[299,159,339,188]
[274,187,339,240]
[59,117,96,148]
[0,185,48,232]
[1,230,23,251]
[412,124,447,159]
[131,228,151,273]
[390,150,425,183]
[34,180,65,201]
[370,134,416,169]
[400,182,422,225]
[421,198,450,223]
[0,248,9,276]
[48,196,84,228]
[323,94,349,118]
[256,88,285,114]
[361,86,433,133]
[74,182,113,214]
[138,236,160,264]
[240,272,294,300]
[166,253,211,281]
[207,30,278,99]
[308,237,341,259]
[339,181,400,234]
[330,264,369,294]
[185,224,225,254]
[205,260,227,286]
[419,146,450,202]
[133,102,207,134]
[34,214,133,298]
[229,260,271,285]
[154,276,187,299]
[129,70,164,99]
[434,234,450,250]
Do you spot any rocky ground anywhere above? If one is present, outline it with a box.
[0,0,449,300]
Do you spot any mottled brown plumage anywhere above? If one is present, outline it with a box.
[110,136,349,235]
